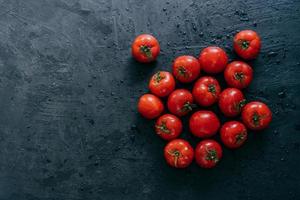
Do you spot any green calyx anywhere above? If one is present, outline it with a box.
[238,40,250,50]
[205,148,219,163]
[180,101,195,113]
[140,45,152,58]
[178,66,189,78]
[167,149,181,167]
[252,112,261,127]
[235,132,246,144]
[234,72,245,82]
[208,84,217,96]
[154,71,164,84]
[155,121,170,134]
[235,99,247,112]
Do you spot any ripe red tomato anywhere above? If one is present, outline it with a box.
[189,111,220,138]
[198,46,228,74]
[164,139,194,168]
[195,140,222,168]
[155,114,183,141]
[224,61,253,89]
[220,121,248,149]
[172,55,201,83]
[242,101,272,130]
[149,71,175,97]
[218,88,246,117]
[131,34,160,63]
[138,94,164,119]
[167,89,194,117]
[233,30,261,60]
[192,76,221,107]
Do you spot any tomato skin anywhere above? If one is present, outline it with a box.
[172,56,201,83]
[155,114,183,141]
[224,61,253,89]
[195,140,222,168]
[189,111,220,138]
[233,30,261,60]
[164,139,194,168]
[138,94,164,119]
[192,76,221,107]
[131,34,160,63]
[218,88,246,117]
[149,71,175,97]
[242,101,272,130]
[220,121,248,149]
[167,89,194,117]
[198,46,228,74]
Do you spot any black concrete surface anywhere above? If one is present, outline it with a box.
[0,0,299,199]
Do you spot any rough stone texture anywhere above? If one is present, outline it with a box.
[0,0,299,199]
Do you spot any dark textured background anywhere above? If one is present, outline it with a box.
[0,0,299,199]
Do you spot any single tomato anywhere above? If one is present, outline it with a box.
[189,111,220,138]
[192,76,221,107]
[172,55,201,83]
[155,114,183,140]
[138,94,164,119]
[224,61,253,89]
[233,30,261,60]
[149,71,175,97]
[164,139,194,168]
[167,89,194,117]
[242,101,272,130]
[220,121,248,149]
[195,140,222,168]
[218,88,246,117]
[198,46,228,74]
[131,34,160,63]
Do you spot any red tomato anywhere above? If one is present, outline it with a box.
[155,114,183,141]
[233,30,261,60]
[198,46,228,74]
[149,71,175,97]
[131,34,160,63]
[218,88,246,117]
[189,111,220,138]
[167,89,194,117]
[164,139,194,168]
[220,121,248,149]
[172,55,201,83]
[224,61,253,89]
[138,94,164,119]
[192,76,221,107]
[195,140,222,168]
[242,101,272,130]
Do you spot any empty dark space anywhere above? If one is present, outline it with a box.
[0,0,299,199]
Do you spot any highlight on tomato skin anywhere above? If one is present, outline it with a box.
[195,139,223,169]
[233,30,261,60]
[137,94,164,119]
[198,46,228,74]
[224,61,253,89]
[131,34,160,63]
[155,114,183,141]
[164,139,194,168]
[172,55,201,83]
[241,101,272,131]
[148,71,176,97]
[220,121,248,149]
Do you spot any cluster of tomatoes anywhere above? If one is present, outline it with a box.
[133,30,272,169]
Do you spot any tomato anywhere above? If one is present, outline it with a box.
[192,76,221,107]
[233,30,261,60]
[138,94,164,119]
[167,89,194,116]
[242,101,272,130]
[149,71,175,97]
[164,139,194,168]
[218,88,246,117]
[220,121,247,149]
[198,46,228,74]
[195,140,222,168]
[172,55,201,83]
[224,61,253,89]
[155,114,183,140]
[131,34,160,63]
[189,111,220,138]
